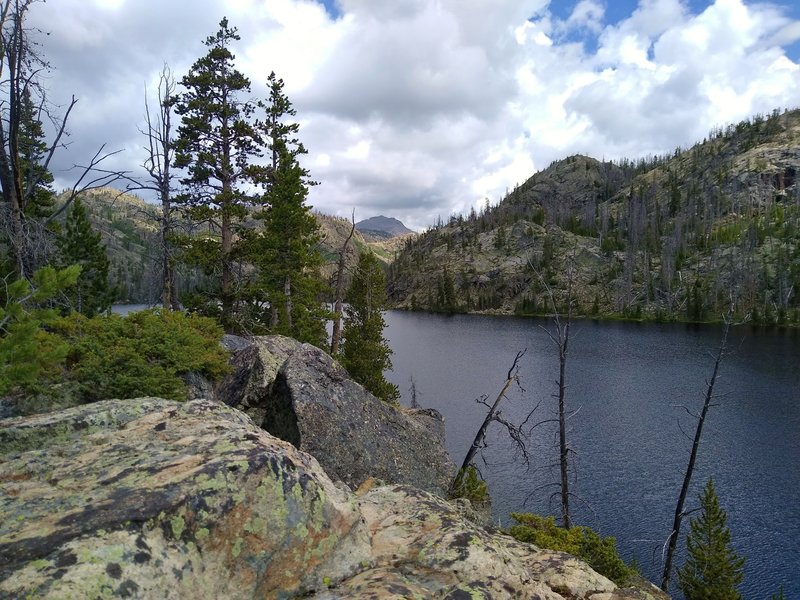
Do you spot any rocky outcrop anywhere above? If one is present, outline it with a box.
[338,485,621,599]
[216,335,456,495]
[0,398,667,600]
[213,334,303,425]
[0,398,369,599]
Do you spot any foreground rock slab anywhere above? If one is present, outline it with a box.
[0,399,369,599]
[0,398,668,600]
[310,485,668,600]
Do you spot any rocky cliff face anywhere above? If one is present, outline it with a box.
[214,335,456,496]
[0,398,668,599]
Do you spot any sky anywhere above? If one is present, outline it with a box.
[28,0,800,231]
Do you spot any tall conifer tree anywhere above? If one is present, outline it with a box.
[340,251,399,403]
[254,72,326,345]
[57,198,113,316]
[173,18,262,329]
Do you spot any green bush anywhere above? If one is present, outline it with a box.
[52,309,230,403]
[507,513,635,586]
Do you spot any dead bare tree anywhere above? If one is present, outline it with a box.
[527,246,578,529]
[0,1,127,279]
[543,263,575,528]
[138,64,179,309]
[660,315,731,592]
[450,349,534,497]
[44,146,129,224]
[330,209,355,355]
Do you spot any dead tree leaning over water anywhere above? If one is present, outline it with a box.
[449,349,533,498]
[660,316,731,592]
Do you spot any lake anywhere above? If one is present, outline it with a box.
[110,304,151,315]
[383,311,800,599]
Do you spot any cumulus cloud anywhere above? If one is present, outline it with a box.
[564,0,606,34]
[23,0,800,230]
[517,0,800,173]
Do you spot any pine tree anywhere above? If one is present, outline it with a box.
[173,18,262,329]
[0,88,57,278]
[19,88,56,220]
[0,265,81,395]
[57,198,114,317]
[253,72,326,345]
[678,479,745,600]
[340,251,399,403]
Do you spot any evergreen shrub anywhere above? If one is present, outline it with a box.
[449,466,489,504]
[51,309,230,403]
[507,513,635,586]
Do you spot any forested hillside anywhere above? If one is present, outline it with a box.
[63,189,407,304]
[389,108,800,325]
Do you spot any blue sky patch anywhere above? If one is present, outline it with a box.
[315,0,341,19]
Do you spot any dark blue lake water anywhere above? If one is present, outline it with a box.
[384,311,800,599]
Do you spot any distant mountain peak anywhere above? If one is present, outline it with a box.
[355,215,414,239]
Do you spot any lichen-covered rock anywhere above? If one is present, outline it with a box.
[0,398,370,599]
[216,335,456,495]
[309,486,667,600]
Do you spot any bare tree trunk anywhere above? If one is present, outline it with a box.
[161,221,173,309]
[409,376,420,409]
[558,316,571,529]
[450,350,528,496]
[139,65,177,310]
[330,211,355,355]
[532,250,575,529]
[270,304,279,329]
[661,319,730,592]
[0,3,38,279]
[5,190,27,277]
[158,73,175,310]
[221,207,233,321]
[284,275,293,331]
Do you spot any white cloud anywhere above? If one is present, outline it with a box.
[22,0,800,230]
[566,0,605,33]
[517,0,800,169]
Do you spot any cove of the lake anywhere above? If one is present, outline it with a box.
[384,310,799,599]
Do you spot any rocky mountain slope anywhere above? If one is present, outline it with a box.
[355,215,415,239]
[389,108,800,324]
